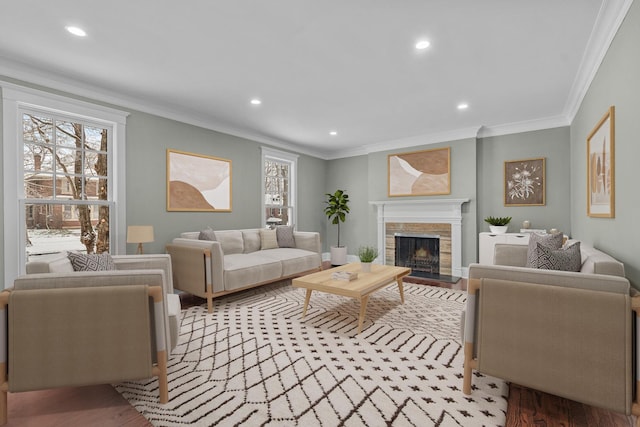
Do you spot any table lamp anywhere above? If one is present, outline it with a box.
[127,225,154,254]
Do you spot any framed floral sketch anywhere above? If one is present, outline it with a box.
[166,149,232,212]
[388,147,450,197]
[504,157,545,206]
[587,106,615,218]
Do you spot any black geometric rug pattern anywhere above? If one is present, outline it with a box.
[115,281,507,426]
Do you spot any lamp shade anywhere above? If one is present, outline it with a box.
[127,225,154,243]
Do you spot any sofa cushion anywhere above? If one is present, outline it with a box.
[242,230,261,253]
[67,252,116,271]
[276,225,296,248]
[535,241,582,272]
[215,230,244,254]
[259,248,322,276]
[526,232,563,268]
[198,229,216,241]
[223,253,282,291]
[260,229,279,250]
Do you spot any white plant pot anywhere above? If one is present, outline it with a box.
[360,262,372,273]
[489,225,509,234]
[330,246,348,265]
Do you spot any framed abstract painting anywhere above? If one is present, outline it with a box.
[587,106,615,218]
[388,147,450,197]
[166,149,232,212]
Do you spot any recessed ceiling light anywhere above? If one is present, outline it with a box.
[457,103,469,110]
[250,99,262,105]
[415,40,430,50]
[65,26,87,37]
[329,131,337,136]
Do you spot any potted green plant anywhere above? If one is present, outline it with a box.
[484,216,512,234]
[358,245,378,272]
[324,189,350,265]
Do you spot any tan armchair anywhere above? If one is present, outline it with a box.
[0,279,169,425]
[463,263,640,422]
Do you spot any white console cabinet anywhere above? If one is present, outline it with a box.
[478,232,530,265]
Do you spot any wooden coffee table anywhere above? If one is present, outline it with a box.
[292,263,411,334]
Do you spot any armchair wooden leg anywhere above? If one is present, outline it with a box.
[0,362,7,425]
[157,350,169,404]
[206,282,214,314]
[463,342,474,395]
[0,388,6,424]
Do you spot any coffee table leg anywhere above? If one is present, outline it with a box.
[358,295,370,334]
[302,289,312,318]
[397,278,405,304]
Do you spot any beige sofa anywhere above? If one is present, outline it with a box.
[23,253,181,352]
[166,229,322,312]
[463,241,640,420]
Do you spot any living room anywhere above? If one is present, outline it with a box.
[1,1,640,426]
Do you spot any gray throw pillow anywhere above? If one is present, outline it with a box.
[276,225,296,248]
[198,229,216,241]
[67,252,116,271]
[526,232,564,268]
[535,241,582,272]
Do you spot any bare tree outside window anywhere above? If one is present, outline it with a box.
[23,113,110,255]
[264,159,291,227]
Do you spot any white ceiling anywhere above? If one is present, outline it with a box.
[0,1,631,159]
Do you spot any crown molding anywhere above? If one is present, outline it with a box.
[563,0,633,121]
[477,115,571,138]
[325,126,482,159]
[0,57,328,160]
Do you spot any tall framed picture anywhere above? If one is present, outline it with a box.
[166,149,232,212]
[587,106,615,218]
[504,157,545,206]
[388,147,450,197]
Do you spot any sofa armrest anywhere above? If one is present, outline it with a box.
[294,231,321,253]
[167,238,225,298]
[468,263,630,294]
[113,254,175,293]
[494,244,528,267]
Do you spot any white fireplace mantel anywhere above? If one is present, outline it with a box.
[369,199,470,276]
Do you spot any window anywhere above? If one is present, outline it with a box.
[2,84,128,287]
[261,147,297,229]
[23,111,111,255]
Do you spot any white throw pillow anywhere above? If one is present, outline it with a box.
[260,229,279,250]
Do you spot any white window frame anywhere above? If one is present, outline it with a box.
[261,147,298,229]
[2,83,128,288]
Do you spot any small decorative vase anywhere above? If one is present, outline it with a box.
[361,262,372,273]
[489,225,508,234]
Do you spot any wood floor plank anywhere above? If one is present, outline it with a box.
[6,385,151,427]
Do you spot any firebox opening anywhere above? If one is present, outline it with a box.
[394,233,440,276]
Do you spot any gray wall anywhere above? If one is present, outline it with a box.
[126,112,328,255]
[327,138,478,267]
[324,155,370,252]
[477,127,571,236]
[570,0,640,287]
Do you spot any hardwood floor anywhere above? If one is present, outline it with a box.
[5,276,635,426]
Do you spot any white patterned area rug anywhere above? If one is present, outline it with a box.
[115,281,508,426]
